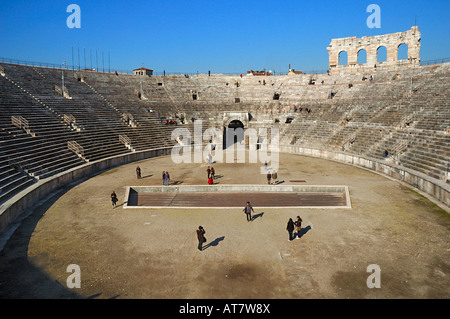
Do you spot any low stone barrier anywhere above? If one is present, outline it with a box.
[1,144,448,237]
[0,147,172,235]
[280,145,449,208]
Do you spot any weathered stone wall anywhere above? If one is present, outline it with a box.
[327,26,421,74]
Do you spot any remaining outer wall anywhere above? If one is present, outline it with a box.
[327,26,421,73]
[1,144,448,237]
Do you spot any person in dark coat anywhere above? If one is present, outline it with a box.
[267,171,272,184]
[136,166,141,179]
[243,201,254,222]
[196,226,206,251]
[111,191,118,209]
[272,170,277,183]
[295,216,303,239]
[287,218,295,241]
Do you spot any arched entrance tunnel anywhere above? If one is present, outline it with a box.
[223,119,245,149]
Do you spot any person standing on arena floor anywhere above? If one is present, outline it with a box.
[210,167,215,179]
[197,226,206,251]
[271,170,277,183]
[295,216,303,239]
[243,201,254,222]
[207,166,211,179]
[165,171,170,186]
[287,218,295,241]
[162,171,166,185]
[136,166,141,179]
[267,171,272,184]
[111,191,118,209]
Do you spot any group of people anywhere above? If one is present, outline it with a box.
[165,119,177,125]
[292,106,312,113]
[286,216,303,241]
[196,201,255,251]
[266,171,278,184]
[162,171,171,186]
[207,166,216,185]
[196,203,305,251]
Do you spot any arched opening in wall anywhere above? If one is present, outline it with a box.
[357,49,367,64]
[223,120,245,149]
[377,46,387,63]
[338,51,348,66]
[397,43,408,61]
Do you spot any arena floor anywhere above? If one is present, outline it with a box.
[0,152,449,299]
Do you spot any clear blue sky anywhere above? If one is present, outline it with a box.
[0,0,449,74]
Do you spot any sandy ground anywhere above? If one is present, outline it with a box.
[0,152,449,299]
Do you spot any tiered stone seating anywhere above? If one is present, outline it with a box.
[275,63,450,182]
[0,73,89,202]
[0,63,135,161]
[0,60,448,205]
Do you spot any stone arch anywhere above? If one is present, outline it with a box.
[338,51,348,66]
[327,26,421,73]
[357,48,367,64]
[228,119,244,129]
[224,119,245,148]
[377,46,387,63]
[397,43,409,61]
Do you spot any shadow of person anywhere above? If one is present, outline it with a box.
[251,212,264,221]
[296,225,311,239]
[115,201,127,208]
[202,236,225,250]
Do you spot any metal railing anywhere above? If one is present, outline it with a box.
[11,115,29,131]
[68,141,84,157]
[1,56,449,77]
[420,57,450,66]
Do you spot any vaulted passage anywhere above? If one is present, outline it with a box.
[223,120,245,148]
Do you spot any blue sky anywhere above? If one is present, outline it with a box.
[0,0,449,74]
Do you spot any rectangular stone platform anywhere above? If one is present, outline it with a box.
[123,185,351,209]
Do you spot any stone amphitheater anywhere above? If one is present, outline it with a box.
[0,27,449,299]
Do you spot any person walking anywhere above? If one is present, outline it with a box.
[287,218,295,241]
[267,171,272,184]
[295,216,303,239]
[196,226,206,251]
[243,201,254,222]
[111,191,118,209]
[136,166,141,179]
[272,170,277,184]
